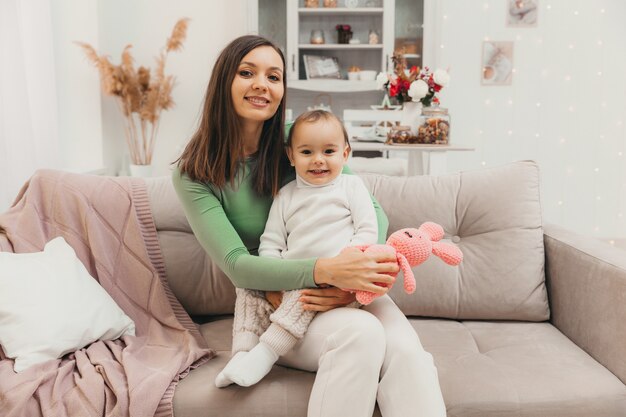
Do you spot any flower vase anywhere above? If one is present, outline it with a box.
[400,101,423,135]
[129,164,153,178]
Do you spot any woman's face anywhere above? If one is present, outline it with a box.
[231,46,284,126]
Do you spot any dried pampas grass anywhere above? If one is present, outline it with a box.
[76,18,190,165]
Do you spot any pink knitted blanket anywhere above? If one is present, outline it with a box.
[0,170,214,417]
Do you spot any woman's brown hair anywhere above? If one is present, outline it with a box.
[175,35,290,196]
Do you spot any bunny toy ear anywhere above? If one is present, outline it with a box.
[397,253,416,294]
[419,222,444,242]
[432,242,463,265]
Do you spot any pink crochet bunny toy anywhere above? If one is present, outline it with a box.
[353,222,463,305]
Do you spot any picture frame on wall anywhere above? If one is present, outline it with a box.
[481,41,514,85]
[506,0,538,27]
[303,55,341,79]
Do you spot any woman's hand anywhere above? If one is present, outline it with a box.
[313,249,399,295]
[266,291,283,310]
[299,286,357,312]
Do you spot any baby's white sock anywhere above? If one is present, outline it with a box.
[223,342,279,387]
[215,351,248,388]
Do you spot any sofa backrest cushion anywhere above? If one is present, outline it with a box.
[360,161,548,321]
[147,161,549,321]
[146,177,236,315]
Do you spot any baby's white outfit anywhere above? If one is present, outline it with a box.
[232,173,378,356]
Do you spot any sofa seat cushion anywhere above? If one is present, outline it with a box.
[172,318,320,417]
[172,317,626,417]
[415,319,626,417]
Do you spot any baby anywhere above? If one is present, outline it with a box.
[215,110,378,388]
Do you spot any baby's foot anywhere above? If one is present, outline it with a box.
[215,351,248,388]
[223,343,278,387]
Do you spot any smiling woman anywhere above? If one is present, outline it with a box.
[175,35,289,196]
[231,46,285,156]
[171,35,445,417]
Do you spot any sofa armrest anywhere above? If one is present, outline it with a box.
[544,223,626,384]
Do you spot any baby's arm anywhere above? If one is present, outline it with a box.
[258,192,288,259]
[346,176,379,246]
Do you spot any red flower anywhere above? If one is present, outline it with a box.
[389,82,399,97]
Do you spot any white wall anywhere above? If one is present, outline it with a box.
[97,0,250,176]
[48,0,626,240]
[51,0,103,173]
[428,0,626,240]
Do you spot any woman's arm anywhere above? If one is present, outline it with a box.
[172,169,316,291]
[173,169,396,294]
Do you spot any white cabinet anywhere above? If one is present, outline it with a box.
[247,0,428,93]
[286,2,393,88]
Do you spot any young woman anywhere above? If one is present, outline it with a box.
[173,35,446,417]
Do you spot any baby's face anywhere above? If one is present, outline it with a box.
[287,118,349,186]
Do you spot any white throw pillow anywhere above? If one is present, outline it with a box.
[0,237,135,372]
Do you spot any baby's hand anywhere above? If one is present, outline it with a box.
[265,291,283,310]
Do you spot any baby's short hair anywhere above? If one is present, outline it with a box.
[286,110,350,149]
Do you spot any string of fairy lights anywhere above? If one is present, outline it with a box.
[438,0,625,241]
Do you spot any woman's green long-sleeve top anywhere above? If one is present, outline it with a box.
[172,160,388,291]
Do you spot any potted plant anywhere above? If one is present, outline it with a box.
[76,18,189,176]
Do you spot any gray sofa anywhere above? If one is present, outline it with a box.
[146,161,626,417]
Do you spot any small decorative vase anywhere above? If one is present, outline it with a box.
[129,164,153,178]
[400,100,423,135]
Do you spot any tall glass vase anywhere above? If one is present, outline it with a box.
[400,100,422,135]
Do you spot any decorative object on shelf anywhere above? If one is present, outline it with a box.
[368,29,380,45]
[323,0,338,7]
[310,29,325,44]
[371,94,401,110]
[481,41,514,85]
[507,0,538,26]
[129,164,154,178]
[76,18,189,170]
[307,93,333,113]
[386,104,451,145]
[359,70,377,81]
[345,0,359,8]
[376,50,450,106]
[305,0,319,8]
[386,125,413,144]
[399,100,422,135]
[347,66,361,81]
[303,54,341,79]
[375,120,395,137]
[348,38,361,44]
[417,105,450,144]
[335,24,353,44]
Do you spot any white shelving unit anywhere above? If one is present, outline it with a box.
[247,0,432,93]
[289,79,377,92]
[298,7,384,15]
[285,0,395,92]
[297,44,384,49]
